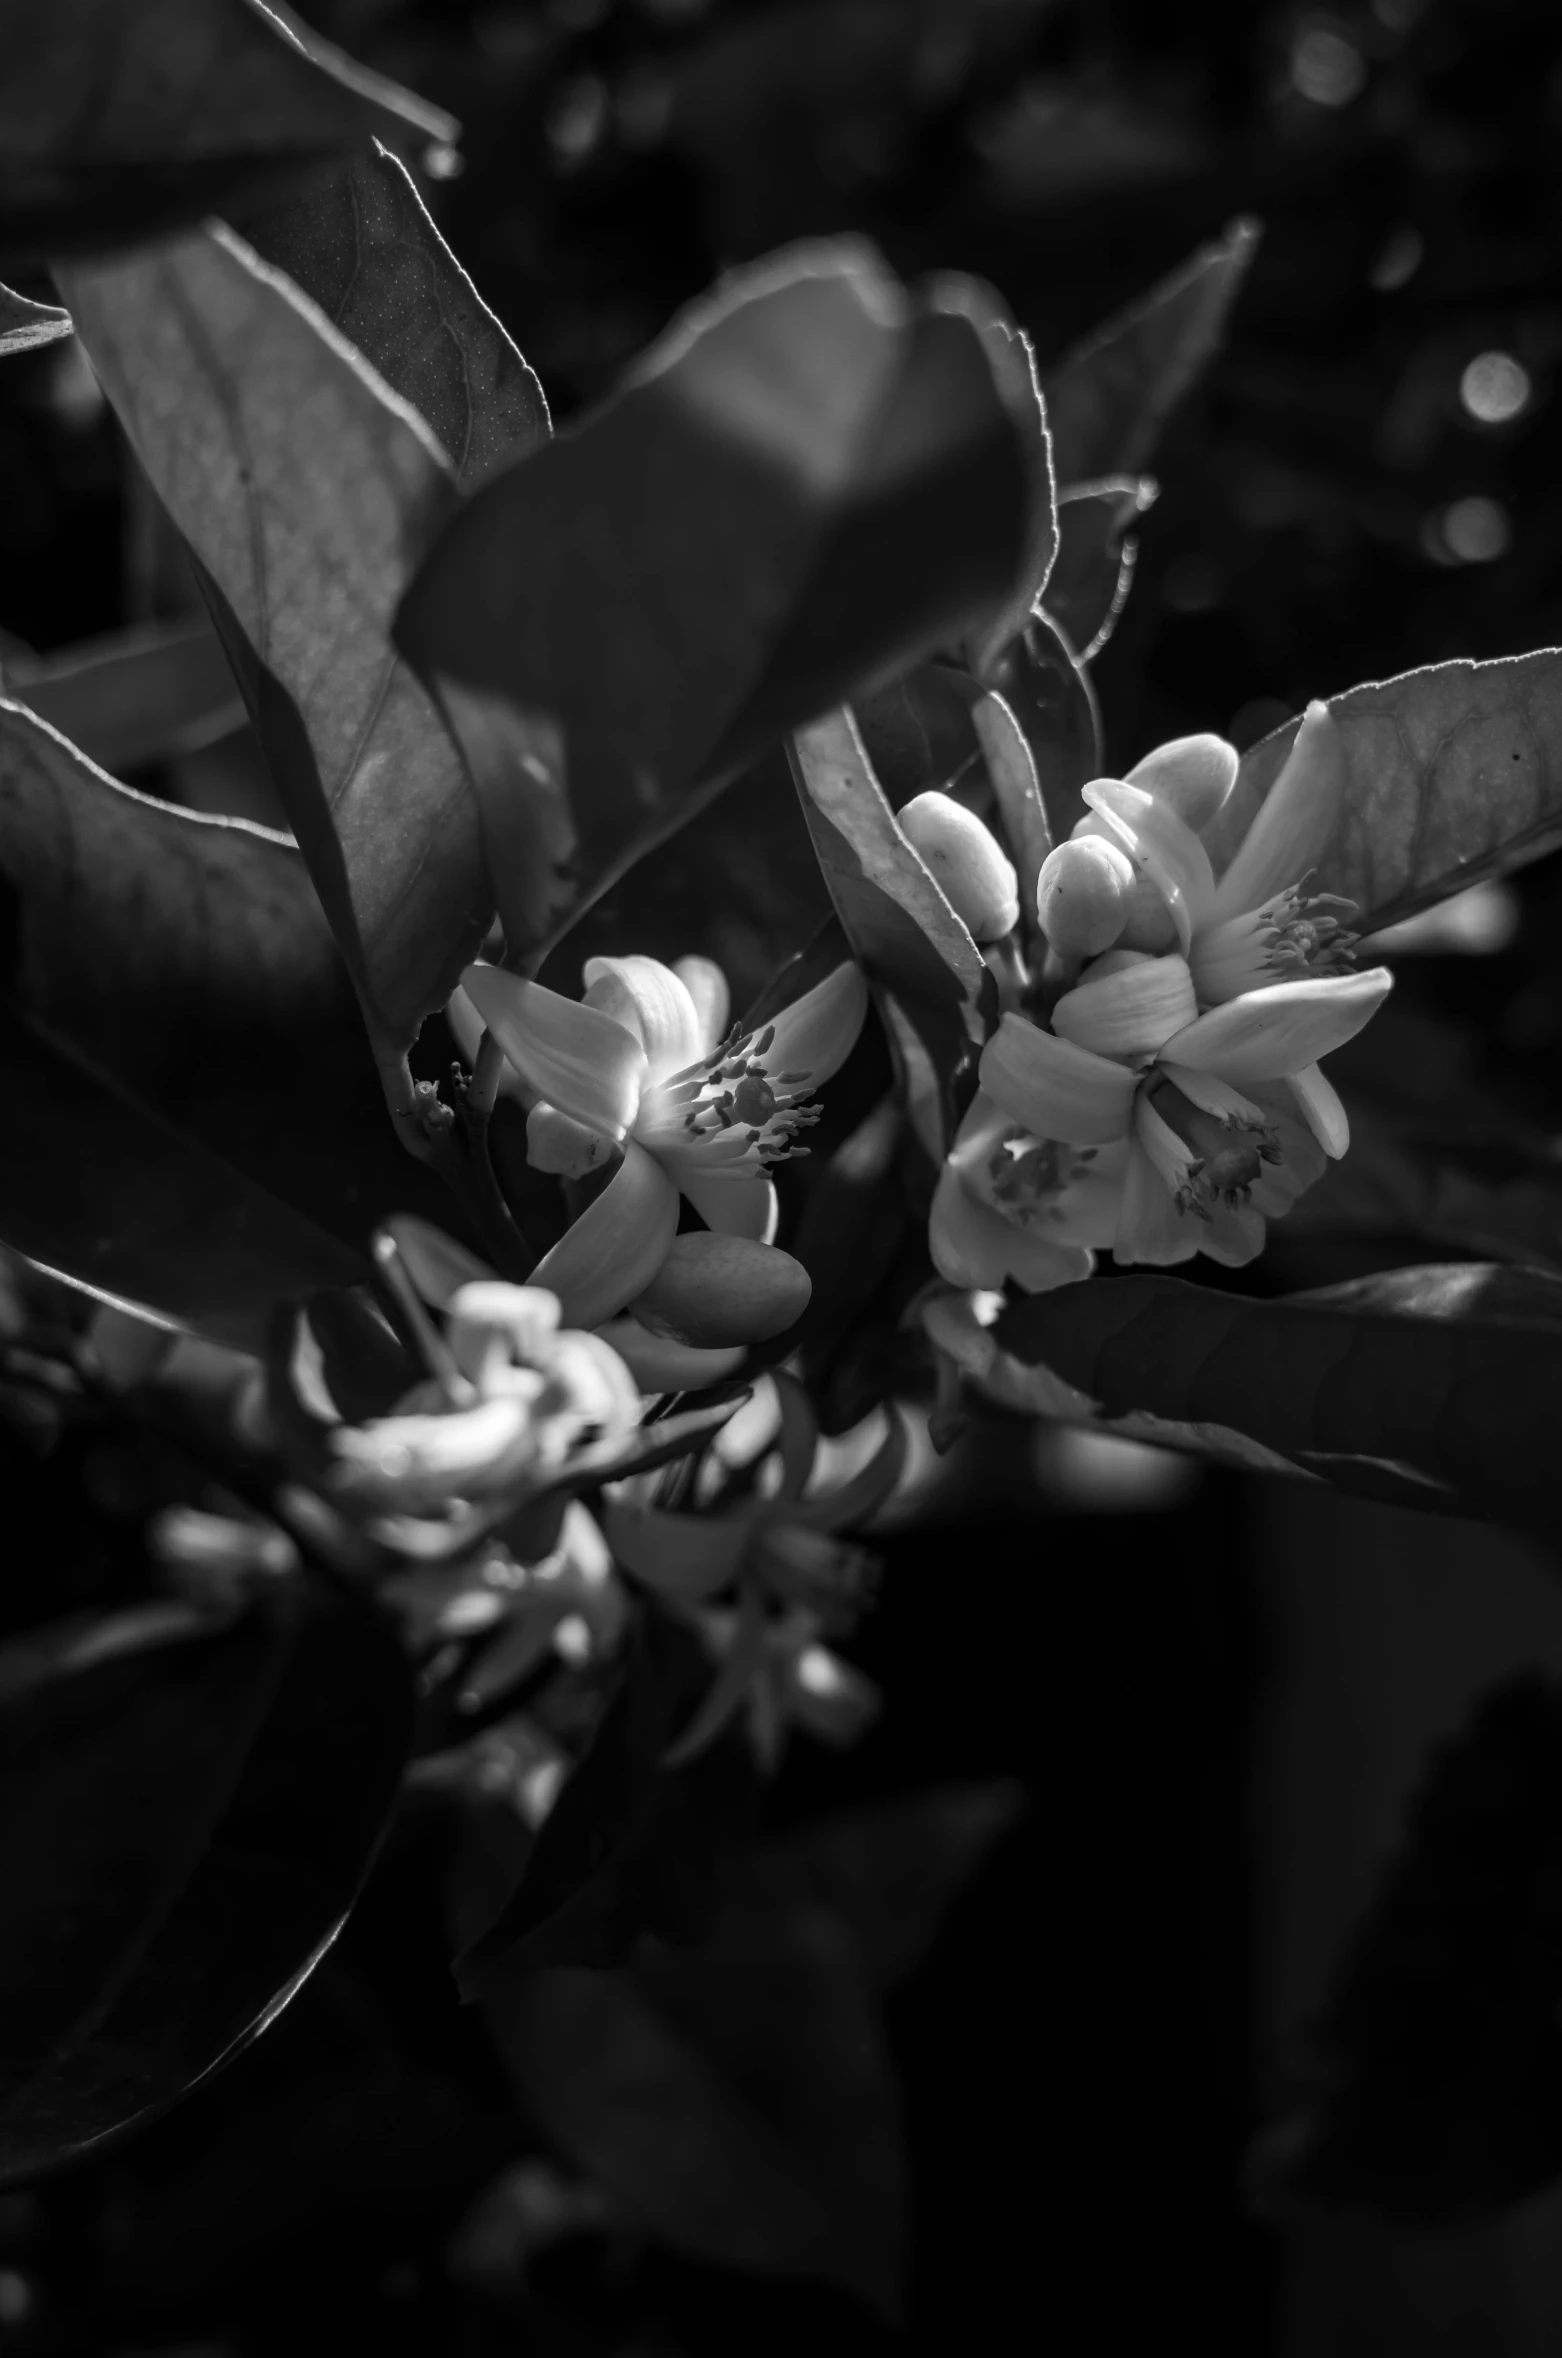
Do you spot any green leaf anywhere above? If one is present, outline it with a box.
[0,0,453,262]
[789,709,991,1160]
[1206,652,1562,937]
[455,1610,761,1992]
[0,700,453,1345]
[394,239,1034,962]
[982,612,1103,843]
[853,661,986,808]
[0,618,244,772]
[237,141,549,491]
[486,1850,909,2318]
[59,226,491,1067]
[991,1264,1562,1525]
[1042,218,1259,487]
[0,1584,412,2187]
[1041,476,1157,663]
[0,281,70,354]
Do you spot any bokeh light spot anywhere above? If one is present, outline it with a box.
[1460,350,1532,425]
[1441,496,1511,562]
[1291,26,1368,107]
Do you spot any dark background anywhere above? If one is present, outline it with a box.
[4,2,1562,2351]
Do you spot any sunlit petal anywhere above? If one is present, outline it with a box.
[673,955,731,1051]
[1208,699,1344,923]
[1287,1060,1350,1158]
[528,1140,680,1328]
[582,954,707,1078]
[679,1168,780,1243]
[979,1015,1138,1143]
[463,964,648,1140]
[929,1162,1096,1293]
[1051,953,1198,1062]
[1084,780,1216,952]
[763,960,870,1087]
[1158,966,1392,1085]
[1126,731,1238,834]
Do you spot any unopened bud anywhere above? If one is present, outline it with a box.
[527,1101,614,1178]
[631,1233,812,1348]
[1069,812,1177,952]
[899,791,1020,943]
[1036,835,1135,958]
[1126,732,1238,834]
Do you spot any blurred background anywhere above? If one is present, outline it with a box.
[7,2,1562,2351]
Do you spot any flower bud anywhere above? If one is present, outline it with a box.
[1126,732,1238,834]
[526,1101,615,1178]
[631,1233,812,1347]
[1069,812,1177,952]
[898,791,1020,943]
[1035,835,1135,958]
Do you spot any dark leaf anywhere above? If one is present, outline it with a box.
[0,618,244,773]
[455,1609,761,1991]
[0,1583,413,2186]
[790,709,991,1161]
[0,0,452,263]
[394,239,1033,961]
[236,140,548,492]
[486,1861,908,2317]
[1040,476,1157,663]
[1042,218,1258,487]
[982,612,1103,842]
[0,281,70,353]
[58,225,489,1068]
[1256,1678,1562,2224]
[766,1782,1025,1991]
[853,660,985,809]
[992,1263,1562,1525]
[0,699,454,1345]
[1206,652,1562,938]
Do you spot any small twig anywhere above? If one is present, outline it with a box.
[466,1028,505,1121]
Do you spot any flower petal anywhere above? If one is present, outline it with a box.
[672,955,731,1052]
[1158,966,1392,1086]
[1051,953,1198,1062]
[386,1214,495,1310]
[1287,1060,1350,1158]
[529,1141,680,1328]
[596,1319,746,1393]
[1083,779,1216,953]
[1112,1141,1199,1268]
[1208,698,1344,923]
[1197,1202,1266,1268]
[1156,1061,1270,1129]
[1126,732,1238,834]
[979,1016,1138,1142]
[679,1168,780,1244]
[463,964,648,1140]
[762,960,869,1088]
[929,1162,1096,1293]
[584,955,707,1076]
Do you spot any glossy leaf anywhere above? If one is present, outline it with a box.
[0,0,452,262]
[790,709,991,1160]
[0,282,70,354]
[0,700,454,1345]
[395,238,1034,961]
[1042,218,1259,487]
[58,226,488,1068]
[0,1585,413,2186]
[982,612,1103,843]
[237,141,549,492]
[486,1851,909,2318]
[1041,476,1157,663]
[1,618,244,773]
[1206,651,1562,937]
[454,1609,761,1991]
[853,661,985,809]
[1256,1677,1562,2224]
[992,1263,1562,1524]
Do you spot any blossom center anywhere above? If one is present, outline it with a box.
[1148,1079,1281,1222]
[648,1022,823,1166]
[979,1129,1100,1227]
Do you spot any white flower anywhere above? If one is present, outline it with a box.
[461,952,868,1328]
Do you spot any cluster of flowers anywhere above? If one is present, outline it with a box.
[906,702,1393,1292]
